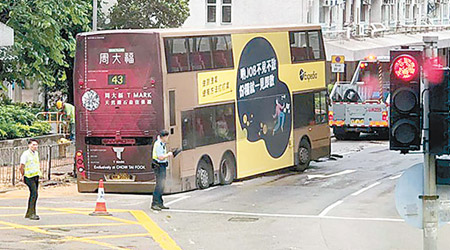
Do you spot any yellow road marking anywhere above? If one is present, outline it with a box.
[38,222,128,228]
[131,210,182,250]
[84,233,151,240]
[21,233,151,244]
[0,212,67,217]
[47,207,140,225]
[0,226,14,230]
[0,206,130,213]
[0,219,129,250]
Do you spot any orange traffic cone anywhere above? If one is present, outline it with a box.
[89,179,112,216]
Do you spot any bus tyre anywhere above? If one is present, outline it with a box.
[219,153,236,185]
[295,139,311,172]
[197,160,211,189]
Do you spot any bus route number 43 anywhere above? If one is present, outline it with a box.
[108,74,126,85]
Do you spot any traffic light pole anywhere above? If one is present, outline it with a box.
[422,36,439,250]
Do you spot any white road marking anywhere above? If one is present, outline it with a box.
[389,174,403,180]
[165,196,191,206]
[307,169,357,180]
[201,186,218,192]
[318,200,344,217]
[351,182,381,196]
[166,209,403,223]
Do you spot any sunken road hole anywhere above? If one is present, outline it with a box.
[228,217,259,222]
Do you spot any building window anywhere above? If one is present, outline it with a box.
[207,0,216,23]
[222,0,232,23]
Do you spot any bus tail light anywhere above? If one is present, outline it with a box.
[75,150,86,178]
[382,111,388,121]
[328,111,334,121]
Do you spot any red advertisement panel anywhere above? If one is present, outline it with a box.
[74,32,163,181]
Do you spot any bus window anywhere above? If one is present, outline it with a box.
[165,38,189,73]
[290,31,310,62]
[181,111,195,150]
[212,35,233,69]
[194,104,235,147]
[308,31,325,60]
[293,93,315,128]
[189,37,213,70]
[314,91,327,124]
[215,104,235,142]
[195,106,216,147]
[290,30,325,63]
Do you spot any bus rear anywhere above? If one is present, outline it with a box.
[73,31,163,192]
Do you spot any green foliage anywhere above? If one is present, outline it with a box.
[104,0,190,29]
[0,104,51,140]
[0,0,92,91]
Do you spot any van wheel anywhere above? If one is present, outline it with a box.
[295,139,311,172]
[197,160,211,189]
[219,153,236,185]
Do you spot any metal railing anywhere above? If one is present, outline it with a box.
[35,112,69,135]
[0,142,75,186]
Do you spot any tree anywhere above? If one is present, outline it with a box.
[105,0,189,29]
[0,0,92,105]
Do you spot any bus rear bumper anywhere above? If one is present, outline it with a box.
[77,180,156,193]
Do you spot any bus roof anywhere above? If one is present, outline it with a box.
[77,24,323,38]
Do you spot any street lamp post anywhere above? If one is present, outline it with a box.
[93,0,98,31]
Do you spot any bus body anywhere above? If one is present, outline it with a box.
[73,25,330,193]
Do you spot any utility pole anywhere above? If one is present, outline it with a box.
[422,35,439,250]
[93,0,98,31]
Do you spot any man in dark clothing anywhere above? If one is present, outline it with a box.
[151,130,172,211]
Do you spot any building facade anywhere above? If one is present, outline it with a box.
[184,0,450,82]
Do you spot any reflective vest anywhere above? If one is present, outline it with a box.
[23,150,41,178]
[152,139,167,163]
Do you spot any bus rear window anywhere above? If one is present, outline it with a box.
[165,35,233,73]
[290,30,325,63]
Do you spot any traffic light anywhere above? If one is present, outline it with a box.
[429,69,450,155]
[389,48,423,153]
[436,159,450,185]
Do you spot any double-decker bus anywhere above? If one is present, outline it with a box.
[73,25,330,193]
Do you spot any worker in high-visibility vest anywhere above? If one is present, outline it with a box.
[151,130,172,211]
[56,100,75,141]
[20,139,42,220]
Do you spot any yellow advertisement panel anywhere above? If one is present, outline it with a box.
[280,61,326,93]
[196,31,326,179]
[197,70,235,104]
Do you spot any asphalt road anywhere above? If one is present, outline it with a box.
[1,137,449,250]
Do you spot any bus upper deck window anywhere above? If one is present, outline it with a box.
[165,38,189,73]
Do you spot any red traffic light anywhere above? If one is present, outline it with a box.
[393,55,418,81]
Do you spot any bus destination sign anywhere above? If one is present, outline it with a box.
[108,74,126,85]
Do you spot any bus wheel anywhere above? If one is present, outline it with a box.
[219,153,236,185]
[295,139,311,172]
[197,160,211,189]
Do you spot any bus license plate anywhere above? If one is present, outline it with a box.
[108,173,134,181]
